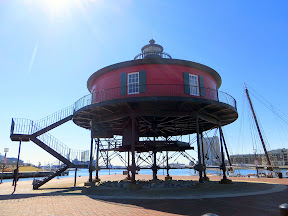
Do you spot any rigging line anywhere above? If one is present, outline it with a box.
[249,102,262,155]
[248,103,256,152]
[202,129,218,159]
[246,96,272,152]
[238,88,248,154]
[246,92,274,166]
[257,116,272,151]
[272,112,288,148]
[221,128,233,156]
[248,88,288,125]
[248,84,288,120]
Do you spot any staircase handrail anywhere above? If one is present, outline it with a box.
[35,105,74,130]
[11,118,38,135]
[37,132,88,162]
[11,119,88,163]
[11,105,74,135]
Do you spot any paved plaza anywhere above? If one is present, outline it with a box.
[0,174,287,216]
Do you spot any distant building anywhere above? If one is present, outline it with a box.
[169,162,185,168]
[5,157,24,166]
[230,148,288,166]
[81,150,90,162]
[0,154,4,161]
[202,136,221,166]
[230,153,264,165]
[265,148,288,166]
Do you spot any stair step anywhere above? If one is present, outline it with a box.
[33,166,69,190]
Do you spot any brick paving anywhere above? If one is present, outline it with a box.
[0,174,287,216]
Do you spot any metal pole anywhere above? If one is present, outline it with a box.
[200,133,207,179]
[131,113,136,184]
[127,151,130,178]
[74,168,77,187]
[89,133,94,183]
[106,141,109,174]
[0,152,7,184]
[152,136,157,180]
[166,151,169,177]
[95,138,100,180]
[219,129,233,167]
[218,125,227,180]
[57,160,60,179]
[166,137,169,177]
[245,85,272,168]
[153,151,157,180]
[13,140,22,193]
[196,114,203,183]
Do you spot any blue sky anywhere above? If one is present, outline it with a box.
[1,0,288,165]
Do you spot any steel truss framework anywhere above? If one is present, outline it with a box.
[92,135,197,179]
[88,116,232,184]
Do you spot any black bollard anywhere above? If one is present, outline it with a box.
[201,214,218,216]
[279,203,288,216]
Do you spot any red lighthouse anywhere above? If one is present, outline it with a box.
[74,39,238,183]
[10,40,238,189]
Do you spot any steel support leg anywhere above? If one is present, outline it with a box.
[219,129,233,168]
[196,115,204,183]
[127,151,130,178]
[74,168,77,187]
[95,138,100,180]
[166,151,169,177]
[13,140,21,193]
[131,113,136,184]
[89,133,94,183]
[200,133,207,180]
[152,151,158,180]
[218,124,228,181]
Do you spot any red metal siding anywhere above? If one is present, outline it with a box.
[91,64,217,93]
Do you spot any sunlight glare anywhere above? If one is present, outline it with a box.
[41,0,73,19]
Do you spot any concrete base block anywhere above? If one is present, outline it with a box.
[124,176,132,180]
[279,203,288,216]
[203,176,210,182]
[220,178,233,184]
[84,181,96,186]
[165,176,172,181]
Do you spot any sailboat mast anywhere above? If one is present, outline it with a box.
[244,84,272,168]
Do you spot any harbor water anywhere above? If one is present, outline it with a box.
[1,168,287,183]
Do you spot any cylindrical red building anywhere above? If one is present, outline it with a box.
[73,39,238,183]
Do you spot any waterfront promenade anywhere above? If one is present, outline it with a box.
[0,174,287,216]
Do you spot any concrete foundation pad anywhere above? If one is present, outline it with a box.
[165,176,173,181]
[220,178,233,184]
[84,181,96,186]
[203,176,210,182]
[125,183,142,190]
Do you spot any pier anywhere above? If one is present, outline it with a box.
[0,174,287,215]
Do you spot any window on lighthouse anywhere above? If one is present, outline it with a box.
[128,72,139,94]
[189,74,200,96]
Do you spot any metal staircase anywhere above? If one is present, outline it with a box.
[32,165,69,190]
[10,105,89,189]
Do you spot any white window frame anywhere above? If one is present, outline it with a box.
[189,74,199,96]
[127,72,139,95]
